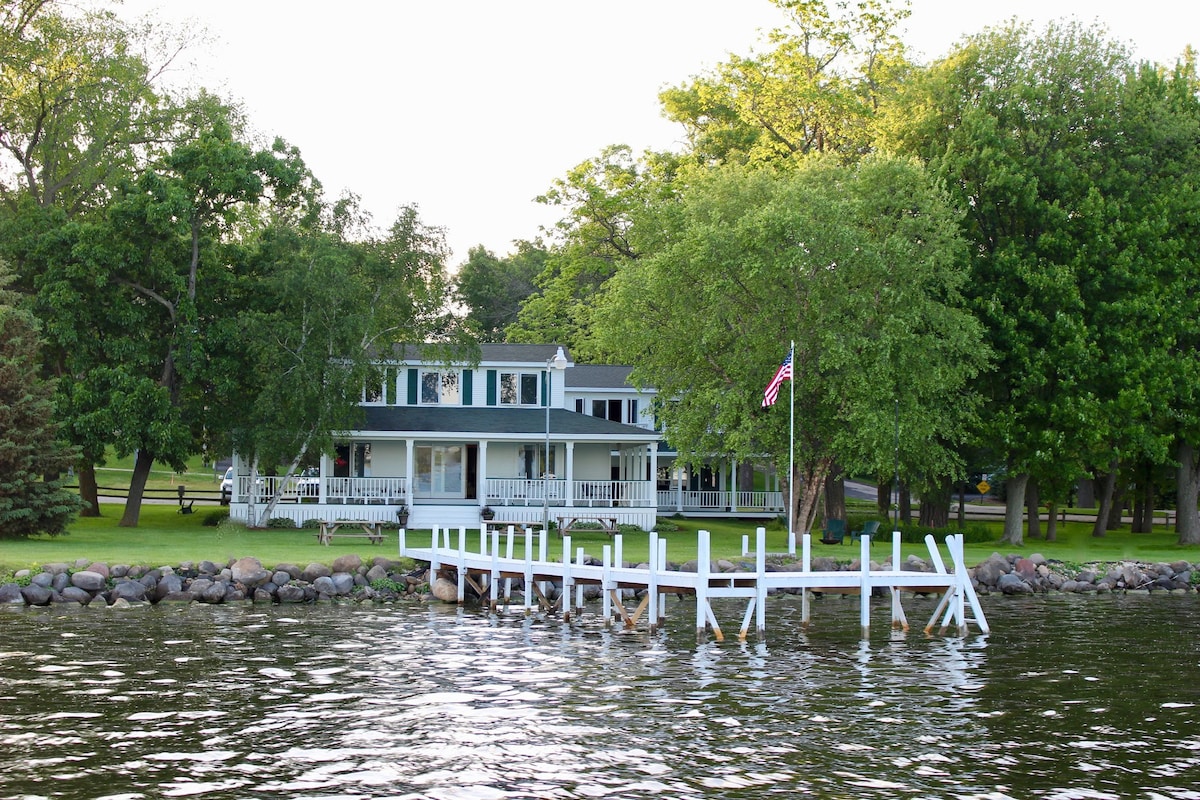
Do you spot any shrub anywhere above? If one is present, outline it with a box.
[201,508,229,527]
[653,520,680,533]
[266,516,299,529]
[300,518,322,529]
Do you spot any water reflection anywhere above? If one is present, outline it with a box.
[1,594,1198,798]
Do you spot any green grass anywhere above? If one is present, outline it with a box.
[2,505,1195,576]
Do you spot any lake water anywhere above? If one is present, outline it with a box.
[1,593,1199,799]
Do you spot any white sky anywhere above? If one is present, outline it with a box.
[114,0,1198,267]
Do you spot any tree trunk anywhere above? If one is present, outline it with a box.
[823,463,846,522]
[898,483,911,524]
[253,443,310,527]
[1026,479,1041,539]
[1076,477,1096,508]
[118,450,155,527]
[1177,441,1200,544]
[1046,500,1058,541]
[876,478,890,518]
[1091,460,1119,538]
[737,462,754,491]
[957,480,966,530]
[795,459,830,539]
[77,462,101,517]
[1132,479,1154,533]
[918,479,951,528]
[1001,472,1029,546]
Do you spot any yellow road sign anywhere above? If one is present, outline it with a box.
[976,480,991,495]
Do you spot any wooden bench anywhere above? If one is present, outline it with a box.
[556,516,619,538]
[315,519,385,546]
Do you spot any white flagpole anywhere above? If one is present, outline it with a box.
[788,340,796,555]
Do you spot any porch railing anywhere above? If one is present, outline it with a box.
[237,476,407,504]
[485,479,654,507]
[656,489,785,513]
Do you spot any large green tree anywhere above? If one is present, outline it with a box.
[882,20,1138,545]
[595,156,984,536]
[0,263,80,538]
[452,241,545,342]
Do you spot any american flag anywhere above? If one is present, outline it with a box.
[762,349,793,408]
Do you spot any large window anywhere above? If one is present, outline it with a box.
[421,370,460,405]
[415,444,464,498]
[500,372,542,406]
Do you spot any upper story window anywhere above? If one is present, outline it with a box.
[421,370,460,405]
[500,372,541,406]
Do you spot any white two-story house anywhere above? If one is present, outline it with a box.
[225,343,787,530]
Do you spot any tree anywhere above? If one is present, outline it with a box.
[881,20,1138,546]
[594,156,984,536]
[0,263,80,538]
[452,241,544,342]
[660,0,910,165]
[38,111,309,526]
[220,200,469,527]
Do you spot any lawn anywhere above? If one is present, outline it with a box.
[2,504,1196,576]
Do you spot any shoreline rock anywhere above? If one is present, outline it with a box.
[1,552,1195,608]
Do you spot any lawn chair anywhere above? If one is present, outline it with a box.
[850,519,880,543]
[819,518,847,545]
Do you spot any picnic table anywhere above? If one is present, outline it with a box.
[556,515,619,538]
[315,519,385,546]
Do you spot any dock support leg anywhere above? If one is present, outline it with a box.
[859,533,871,640]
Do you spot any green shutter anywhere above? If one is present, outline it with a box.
[462,370,473,405]
[407,368,418,405]
[486,369,497,405]
[541,371,548,406]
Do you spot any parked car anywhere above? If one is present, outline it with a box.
[297,466,320,496]
[220,467,233,504]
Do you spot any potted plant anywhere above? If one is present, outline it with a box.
[396,506,410,527]
[480,506,495,521]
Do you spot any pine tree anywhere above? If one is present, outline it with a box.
[0,265,81,538]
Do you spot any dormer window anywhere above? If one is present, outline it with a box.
[421,370,460,405]
[500,372,541,406]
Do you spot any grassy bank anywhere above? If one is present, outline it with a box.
[1,505,1196,575]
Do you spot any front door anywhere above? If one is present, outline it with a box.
[415,444,464,499]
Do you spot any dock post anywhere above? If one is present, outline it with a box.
[575,546,586,616]
[456,526,467,604]
[801,533,812,629]
[602,543,613,627]
[657,536,668,629]
[561,535,573,622]
[398,527,406,558]
[489,530,500,612]
[890,530,908,631]
[523,526,534,616]
[859,533,871,639]
[429,526,441,574]
[647,531,659,633]
[504,525,516,604]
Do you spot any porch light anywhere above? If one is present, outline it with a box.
[544,346,568,534]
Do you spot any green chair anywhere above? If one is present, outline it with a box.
[819,518,847,544]
[850,519,881,543]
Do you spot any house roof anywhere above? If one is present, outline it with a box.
[357,406,658,442]
[565,364,637,390]
[388,342,574,367]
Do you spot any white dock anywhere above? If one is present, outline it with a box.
[399,526,989,641]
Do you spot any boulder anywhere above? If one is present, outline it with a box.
[154,574,184,601]
[301,563,331,583]
[253,588,274,604]
[30,572,53,588]
[431,576,458,603]
[70,571,107,592]
[331,554,363,573]
[997,573,1033,595]
[231,557,271,588]
[86,562,110,578]
[272,571,292,586]
[60,586,93,605]
[110,581,148,603]
[312,576,336,596]
[276,584,306,603]
[365,564,388,583]
[329,573,354,594]
[21,584,52,606]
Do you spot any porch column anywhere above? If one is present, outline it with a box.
[676,465,683,512]
[405,438,415,508]
[565,441,575,507]
[724,460,734,515]
[649,444,658,510]
[317,453,328,504]
[478,440,489,509]
[231,453,242,503]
